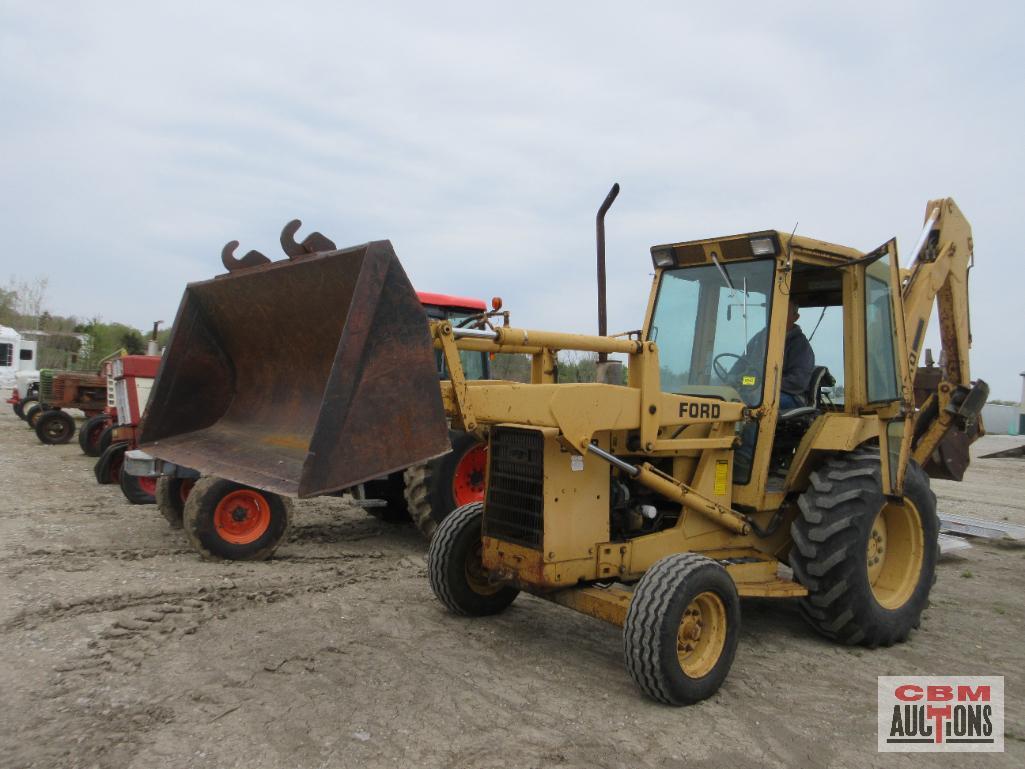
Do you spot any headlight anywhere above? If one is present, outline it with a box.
[651,247,675,268]
[749,237,776,256]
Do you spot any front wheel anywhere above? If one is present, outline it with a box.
[624,553,740,705]
[428,502,519,616]
[182,476,292,561]
[120,469,157,504]
[25,403,44,428]
[789,449,938,647]
[36,410,76,445]
[78,415,110,457]
[16,397,37,420]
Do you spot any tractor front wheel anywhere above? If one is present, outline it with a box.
[182,476,292,561]
[155,476,196,528]
[428,501,519,616]
[624,553,740,705]
[789,449,938,647]
[36,410,76,445]
[25,403,44,428]
[78,415,110,457]
[405,431,487,539]
[120,469,157,505]
[15,396,36,420]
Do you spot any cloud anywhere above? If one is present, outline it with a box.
[1,0,1022,398]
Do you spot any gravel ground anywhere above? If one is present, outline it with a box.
[1,407,1023,769]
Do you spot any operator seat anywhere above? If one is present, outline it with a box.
[777,366,834,423]
[770,366,834,476]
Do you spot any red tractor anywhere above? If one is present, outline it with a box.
[93,355,161,503]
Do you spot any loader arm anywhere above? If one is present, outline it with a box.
[900,198,988,478]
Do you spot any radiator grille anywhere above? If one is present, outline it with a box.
[39,370,56,402]
[483,427,544,549]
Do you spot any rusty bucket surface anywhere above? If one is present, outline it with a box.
[139,240,450,497]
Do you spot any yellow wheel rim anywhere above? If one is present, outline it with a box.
[464,541,501,596]
[867,499,924,609]
[677,591,727,678]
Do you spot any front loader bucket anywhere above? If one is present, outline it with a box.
[138,240,449,498]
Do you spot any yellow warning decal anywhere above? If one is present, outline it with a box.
[742,375,756,386]
[714,459,729,496]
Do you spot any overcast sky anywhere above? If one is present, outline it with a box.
[1,1,1023,399]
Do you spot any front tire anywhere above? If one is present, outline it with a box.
[25,403,44,428]
[789,449,938,647]
[405,431,487,539]
[624,553,740,705]
[35,410,76,445]
[16,397,37,420]
[156,476,195,528]
[78,415,110,457]
[428,502,519,616]
[120,469,157,504]
[182,476,292,561]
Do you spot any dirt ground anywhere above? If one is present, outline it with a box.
[1,408,1023,769]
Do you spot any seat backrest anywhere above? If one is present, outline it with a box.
[806,366,834,408]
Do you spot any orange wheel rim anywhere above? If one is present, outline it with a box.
[138,476,157,496]
[452,444,487,507]
[213,489,271,545]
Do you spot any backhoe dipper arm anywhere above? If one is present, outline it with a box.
[901,198,973,384]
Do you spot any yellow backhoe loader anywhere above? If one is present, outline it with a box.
[139,196,985,704]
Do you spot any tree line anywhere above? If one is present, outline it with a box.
[1,276,169,369]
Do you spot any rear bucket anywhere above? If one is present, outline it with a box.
[139,240,450,498]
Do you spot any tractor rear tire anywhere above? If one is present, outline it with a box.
[182,476,292,561]
[35,410,76,445]
[25,403,44,428]
[405,431,487,539]
[428,501,519,616]
[789,449,938,647]
[78,415,109,457]
[624,553,740,705]
[120,469,157,505]
[156,476,195,528]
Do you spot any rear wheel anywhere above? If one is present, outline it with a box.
[78,415,110,457]
[428,501,519,616]
[405,431,487,539]
[35,410,76,444]
[120,469,157,504]
[789,449,938,647]
[182,476,292,561]
[624,553,740,705]
[156,476,195,528]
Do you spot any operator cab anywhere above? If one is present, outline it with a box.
[644,229,902,499]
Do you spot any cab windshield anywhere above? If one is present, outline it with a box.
[428,309,488,381]
[648,259,775,406]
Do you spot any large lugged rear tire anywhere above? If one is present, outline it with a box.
[156,476,195,528]
[35,410,76,444]
[182,476,292,561]
[78,415,110,457]
[789,449,938,647]
[624,553,740,705]
[428,502,519,616]
[405,431,487,539]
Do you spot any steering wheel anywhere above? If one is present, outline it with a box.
[713,352,743,384]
